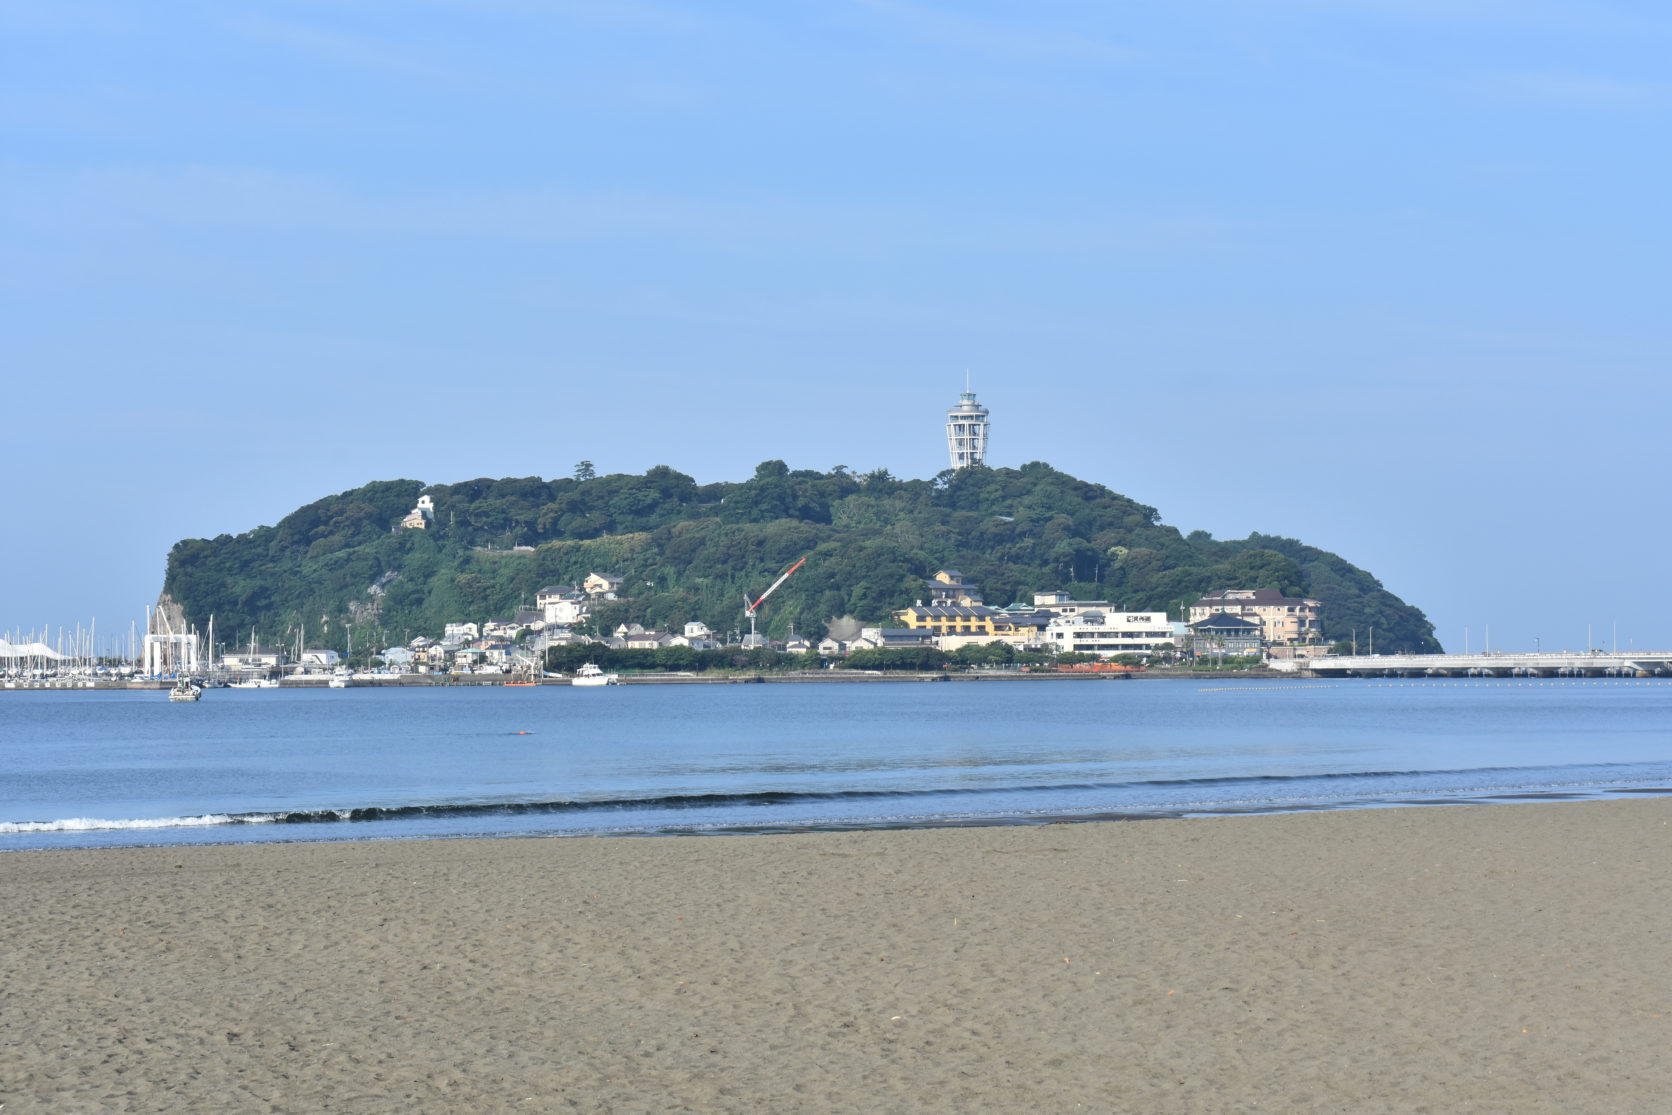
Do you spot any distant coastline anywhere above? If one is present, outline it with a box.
[2,667,1302,691]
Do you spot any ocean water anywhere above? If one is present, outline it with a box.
[3,678,1671,851]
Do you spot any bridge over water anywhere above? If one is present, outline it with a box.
[1306,651,1672,678]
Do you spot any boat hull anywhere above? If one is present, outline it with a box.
[571,663,620,686]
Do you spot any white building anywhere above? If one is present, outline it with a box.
[1045,611,1175,658]
[678,621,721,650]
[400,493,435,530]
[222,647,286,671]
[535,585,587,625]
[544,599,587,625]
[443,622,479,642]
[1032,591,1129,619]
[946,382,990,469]
[482,619,524,640]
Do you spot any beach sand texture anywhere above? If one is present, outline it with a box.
[4,799,1671,1113]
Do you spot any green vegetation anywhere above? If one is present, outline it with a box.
[162,461,1442,655]
[1176,655,1268,672]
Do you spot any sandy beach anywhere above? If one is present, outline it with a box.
[4,799,1671,1113]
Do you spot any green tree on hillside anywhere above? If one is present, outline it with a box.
[162,465,1442,655]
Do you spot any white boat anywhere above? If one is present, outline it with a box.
[169,677,203,702]
[571,663,620,687]
[328,671,352,689]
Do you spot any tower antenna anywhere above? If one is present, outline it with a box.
[945,378,990,470]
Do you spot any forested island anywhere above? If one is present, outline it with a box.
[161,461,1441,656]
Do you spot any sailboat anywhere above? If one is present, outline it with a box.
[229,630,280,687]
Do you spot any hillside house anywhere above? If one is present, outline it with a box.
[926,570,984,607]
[537,585,588,625]
[399,493,435,530]
[584,572,626,598]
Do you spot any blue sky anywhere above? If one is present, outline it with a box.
[4,0,1668,653]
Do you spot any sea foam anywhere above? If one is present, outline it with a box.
[0,814,237,834]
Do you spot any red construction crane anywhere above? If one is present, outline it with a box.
[743,556,807,645]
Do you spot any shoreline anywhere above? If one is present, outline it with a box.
[4,798,1670,1112]
[11,786,1672,854]
[2,667,1304,691]
[13,667,1666,691]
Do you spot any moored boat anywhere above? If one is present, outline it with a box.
[571,663,620,687]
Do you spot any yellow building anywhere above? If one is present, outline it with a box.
[895,604,998,637]
[895,604,1051,647]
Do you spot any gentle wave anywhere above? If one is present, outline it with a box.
[2,761,1660,836]
[0,814,238,834]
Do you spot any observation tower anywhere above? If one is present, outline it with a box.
[945,379,990,469]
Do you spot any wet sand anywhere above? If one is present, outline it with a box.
[4,798,1671,1113]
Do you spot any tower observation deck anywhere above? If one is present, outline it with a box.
[946,382,989,469]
